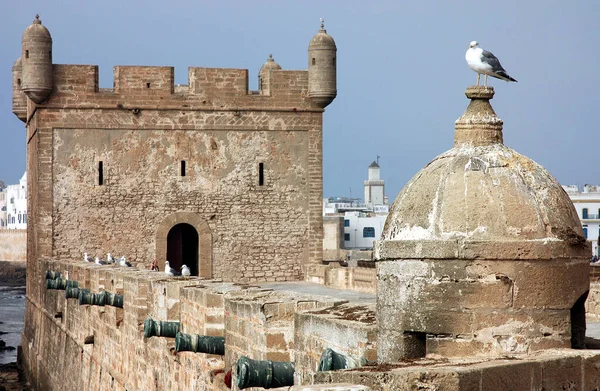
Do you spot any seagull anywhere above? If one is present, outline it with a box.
[164,261,180,277]
[181,265,191,277]
[107,253,115,264]
[466,41,517,87]
[95,256,107,265]
[84,252,93,263]
[119,256,132,267]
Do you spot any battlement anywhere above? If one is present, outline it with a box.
[48,64,312,110]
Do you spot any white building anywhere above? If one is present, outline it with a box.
[4,172,27,230]
[0,190,6,228]
[323,160,389,250]
[563,184,599,257]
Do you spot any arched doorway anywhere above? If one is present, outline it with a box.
[167,223,199,276]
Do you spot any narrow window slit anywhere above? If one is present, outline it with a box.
[258,163,264,186]
[98,161,104,186]
[25,50,29,59]
[146,82,151,88]
[181,160,186,177]
[312,58,316,65]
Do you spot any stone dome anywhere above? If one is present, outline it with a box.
[22,15,52,42]
[259,54,282,74]
[381,87,584,247]
[308,20,336,49]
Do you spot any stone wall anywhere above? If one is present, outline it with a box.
[23,258,372,390]
[0,229,26,262]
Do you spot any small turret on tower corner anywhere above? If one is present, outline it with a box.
[12,57,27,122]
[258,54,282,96]
[308,19,337,108]
[21,14,53,104]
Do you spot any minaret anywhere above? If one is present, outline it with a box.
[308,19,337,108]
[258,54,282,96]
[364,159,385,206]
[21,14,53,104]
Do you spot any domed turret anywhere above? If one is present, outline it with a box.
[12,57,27,122]
[258,54,282,95]
[21,14,53,104]
[308,19,337,108]
[375,86,590,363]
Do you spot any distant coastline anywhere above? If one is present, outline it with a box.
[0,261,26,286]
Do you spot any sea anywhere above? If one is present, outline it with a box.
[0,283,26,365]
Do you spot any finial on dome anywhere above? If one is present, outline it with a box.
[268,53,273,61]
[454,85,503,147]
[33,14,41,24]
[320,18,325,30]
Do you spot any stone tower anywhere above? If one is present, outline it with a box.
[364,160,384,206]
[258,54,282,95]
[375,86,590,363]
[21,14,53,104]
[12,57,27,121]
[308,19,337,108]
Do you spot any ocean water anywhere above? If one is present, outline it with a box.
[0,284,26,364]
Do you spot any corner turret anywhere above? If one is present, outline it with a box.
[21,15,53,104]
[12,57,27,121]
[258,54,282,95]
[308,19,337,108]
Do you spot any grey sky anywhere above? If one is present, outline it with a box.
[1,1,598,200]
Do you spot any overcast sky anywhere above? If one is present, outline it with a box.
[1,1,598,200]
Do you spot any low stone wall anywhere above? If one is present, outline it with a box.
[305,264,376,294]
[23,258,374,391]
[0,229,26,262]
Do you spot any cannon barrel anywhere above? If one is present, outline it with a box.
[45,270,61,280]
[318,348,366,372]
[66,286,81,299]
[80,290,110,306]
[46,278,78,290]
[236,356,294,389]
[46,278,66,290]
[143,318,180,338]
[175,332,225,355]
[105,292,124,308]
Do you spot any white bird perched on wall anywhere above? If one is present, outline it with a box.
[84,253,93,263]
[465,41,517,87]
[164,261,180,277]
[181,265,191,277]
[119,256,132,267]
[95,256,107,265]
[107,253,115,264]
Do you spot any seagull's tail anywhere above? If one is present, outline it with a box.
[496,70,517,83]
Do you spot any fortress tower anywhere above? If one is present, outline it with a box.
[14,15,336,292]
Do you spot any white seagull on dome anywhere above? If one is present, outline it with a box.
[181,264,191,277]
[84,252,93,263]
[107,253,115,264]
[465,41,517,86]
[95,256,107,265]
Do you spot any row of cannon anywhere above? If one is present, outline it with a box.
[45,270,366,389]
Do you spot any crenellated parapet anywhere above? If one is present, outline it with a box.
[45,64,314,111]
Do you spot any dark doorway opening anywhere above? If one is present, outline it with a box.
[166,223,199,276]
[571,290,589,349]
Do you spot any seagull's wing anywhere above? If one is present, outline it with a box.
[481,50,517,82]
